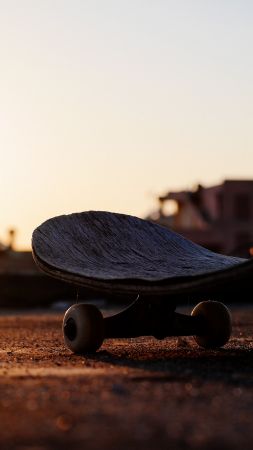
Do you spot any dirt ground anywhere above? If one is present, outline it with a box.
[0,306,252,450]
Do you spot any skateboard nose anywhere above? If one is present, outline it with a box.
[64,318,77,341]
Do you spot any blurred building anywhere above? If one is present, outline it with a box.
[147,180,253,257]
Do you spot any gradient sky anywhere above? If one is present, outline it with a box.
[1,0,253,248]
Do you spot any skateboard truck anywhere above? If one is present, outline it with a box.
[63,297,232,354]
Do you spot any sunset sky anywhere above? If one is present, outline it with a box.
[1,1,253,249]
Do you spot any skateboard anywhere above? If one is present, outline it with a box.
[32,211,252,353]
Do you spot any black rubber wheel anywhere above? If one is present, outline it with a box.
[191,301,232,349]
[63,304,104,353]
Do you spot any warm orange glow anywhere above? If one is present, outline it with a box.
[1,3,253,249]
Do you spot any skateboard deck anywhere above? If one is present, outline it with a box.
[32,211,252,353]
[32,211,250,298]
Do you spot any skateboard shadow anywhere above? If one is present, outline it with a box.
[87,345,253,387]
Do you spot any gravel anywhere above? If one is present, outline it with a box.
[0,306,252,450]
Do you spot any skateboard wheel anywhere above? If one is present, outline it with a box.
[63,304,104,353]
[191,301,232,349]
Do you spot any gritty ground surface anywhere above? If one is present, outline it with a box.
[0,305,252,450]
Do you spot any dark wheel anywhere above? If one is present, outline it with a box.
[191,301,232,349]
[63,304,104,353]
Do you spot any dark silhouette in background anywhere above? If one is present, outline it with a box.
[147,180,253,257]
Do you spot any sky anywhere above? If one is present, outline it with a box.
[1,0,253,249]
